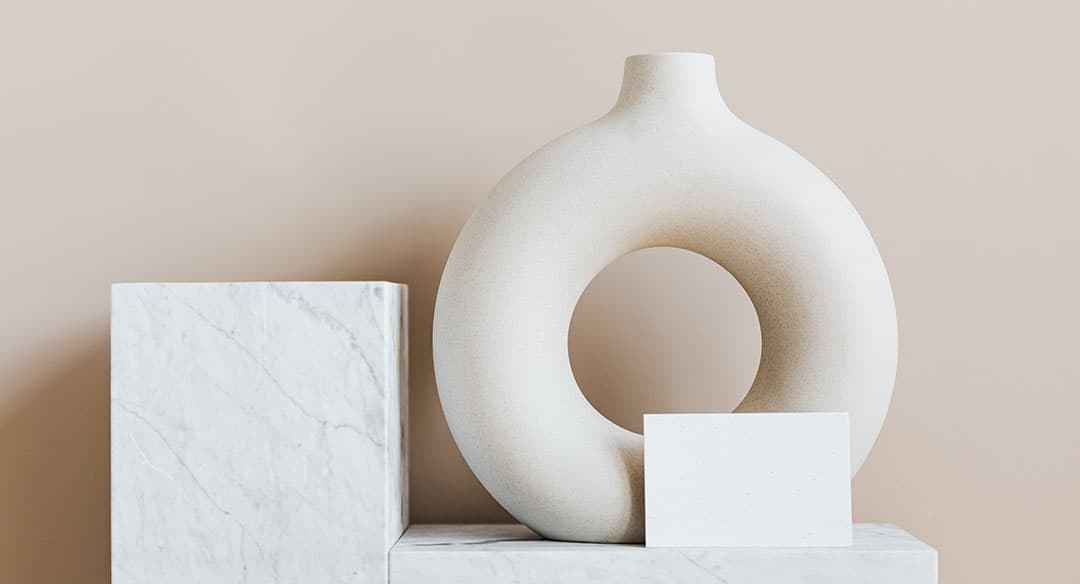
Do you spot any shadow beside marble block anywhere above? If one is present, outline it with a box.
[110,282,408,584]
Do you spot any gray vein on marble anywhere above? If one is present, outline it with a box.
[390,524,937,584]
[111,282,408,584]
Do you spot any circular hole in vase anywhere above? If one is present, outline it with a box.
[568,246,762,434]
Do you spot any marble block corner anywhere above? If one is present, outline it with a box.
[111,282,408,584]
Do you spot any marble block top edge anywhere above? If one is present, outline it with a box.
[392,524,936,554]
[111,281,406,289]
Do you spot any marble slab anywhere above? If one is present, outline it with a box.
[644,413,852,547]
[390,524,937,584]
[111,282,408,584]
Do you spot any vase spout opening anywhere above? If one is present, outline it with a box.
[614,52,728,115]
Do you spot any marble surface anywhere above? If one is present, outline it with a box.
[644,413,852,547]
[390,524,937,584]
[111,282,408,584]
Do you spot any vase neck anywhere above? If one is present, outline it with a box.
[611,53,731,118]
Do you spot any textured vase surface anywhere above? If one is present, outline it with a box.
[433,52,897,543]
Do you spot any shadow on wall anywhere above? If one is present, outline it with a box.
[0,337,110,584]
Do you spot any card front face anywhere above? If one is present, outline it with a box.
[644,413,852,548]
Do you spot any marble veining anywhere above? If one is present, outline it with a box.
[111,282,407,584]
[390,524,937,584]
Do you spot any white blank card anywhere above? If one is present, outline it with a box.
[644,413,852,547]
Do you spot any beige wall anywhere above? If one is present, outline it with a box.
[2,1,1077,582]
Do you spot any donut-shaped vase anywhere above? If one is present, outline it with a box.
[433,53,897,543]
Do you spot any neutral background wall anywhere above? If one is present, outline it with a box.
[2,1,1077,582]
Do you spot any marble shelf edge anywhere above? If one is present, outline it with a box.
[389,523,938,584]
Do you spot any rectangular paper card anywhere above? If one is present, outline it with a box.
[644,413,852,547]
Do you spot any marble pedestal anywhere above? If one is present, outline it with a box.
[389,524,937,584]
[111,282,408,584]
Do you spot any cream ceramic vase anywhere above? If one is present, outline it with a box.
[433,53,897,543]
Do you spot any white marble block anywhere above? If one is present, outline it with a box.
[389,524,937,584]
[111,282,408,584]
[644,413,852,547]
